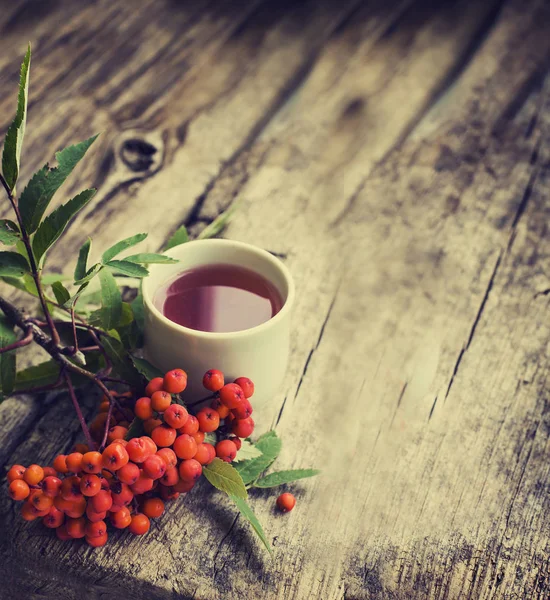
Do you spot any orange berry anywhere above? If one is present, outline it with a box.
[196,408,220,433]
[163,369,187,394]
[42,475,62,497]
[24,464,44,485]
[160,466,179,486]
[276,492,296,512]
[42,466,57,478]
[99,400,110,413]
[31,492,54,512]
[74,443,90,454]
[56,524,72,540]
[211,397,230,419]
[53,455,69,474]
[129,513,150,535]
[7,464,25,483]
[173,478,195,493]
[151,391,171,412]
[156,448,177,469]
[43,506,64,528]
[102,443,129,470]
[86,532,108,547]
[163,403,189,429]
[143,498,164,518]
[117,462,140,485]
[179,415,199,435]
[66,452,84,473]
[134,397,153,420]
[173,434,197,460]
[107,425,128,443]
[111,506,132,529]
[21,502,37,521]
[85,520,107,539]
[80,474,102,497]
[66,517,87,539]
[143,417,162,435]
[130,472,154,495]
[192,431,205,445]
[9,479,30,501]
[145,377,165,397]
[81,451,102,474]
[151,424,177,448]
[86,504,107,522]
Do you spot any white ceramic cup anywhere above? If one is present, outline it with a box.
[142,239,295,405]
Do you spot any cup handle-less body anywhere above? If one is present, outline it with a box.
[142,239,295,405]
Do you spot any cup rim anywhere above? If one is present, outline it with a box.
[142,238,295,340]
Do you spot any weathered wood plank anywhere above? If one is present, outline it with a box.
[1,0,550,599]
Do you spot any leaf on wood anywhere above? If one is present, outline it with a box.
[253,469,321,488]
[0,220,20,246]
[14,360,60,391]
[2,44,31,192]
[106,259,149,278]
[74,237,92,282]
[98,267,122,330]
[32,189,96,264]
[130,355,162,380]
[0,314,17,397]
[101,233,147,263]
[229,494,272,555]
[51,281,70,306]
[235,431,282,485]
[203,458,248,499]
[233,439,263,463]
[164,225,188,250]
[19,135,98,234]
[0,251,29,278]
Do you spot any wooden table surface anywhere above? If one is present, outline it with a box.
[1,0,550,598]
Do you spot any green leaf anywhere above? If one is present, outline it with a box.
[106,260,149,278]
[101,233,147,263]
[74,237,92,282]
[98,267,122,330]
[19,135,99,233]
[203,458,248,500]
[131,287,144,332]
[118,302,134,327]
[233,440,263,463]
[0,251,29,277]
[51,281,70,306]
[0,315,17,396]
[0,220,20,246]
[235,431,282,485]
[101,335,143,388]
[130,356,162,380]
[229,495,272,554]
[75,263,102,286]
[203,432,217,445]
[2,44,31,192]
[198,202,239,240]
[14,360,60,391]
[253,469,320,488]
[125,418,145,441]
[125,253,178,265]
[32,189,96,264]
[164,225,188,250]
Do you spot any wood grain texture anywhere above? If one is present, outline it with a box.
[1,0,550,598]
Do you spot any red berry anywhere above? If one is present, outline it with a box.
[56,524,71,540]
[7,465,25,483]
[110,482,133,506]
[80,474,101,497]
[231,417,255,438]
[42,466,58,478]
[159,484,180,501]
[86,505,107,522]
[32,492,54,512]
[173,434,197,460]
[117,462,140,485]
[23,464,44,486]
[192,431,205,445]
[102,443,129,470]
[229,436,242,451]
[86,520,107,539]
[141,436,158,455]
[145,377,164,397]
[107,425,128,444]
[163,369,187,394]
[129,513,150,535]
[151,424,177,448]
[130,472,154,494]
[160,466,179,486]
[134,397,153,420]
[215,440,237,463]
[143,497,165,518]
[194,443,215,465]
[9,479,30,501]
[179,414,199,435]
[151,390,171,412]
[81,451,103,474]
[219,383,245,409]
[173,478,196,493]
[20,502,37,521]
[211,397,230,419]
[42,506,64,528]
[86,532,108,547]
[66,452,84,473]
[232,398,253,419]
[276,492,296,512]
[163,403,189,429]
[142,455,167,480]
[202,369,224,392]
[143,417,163,434]
[233,377,254,398]
[156,448,177,469]
[196,407,220,433]
[61,476,83,502]
[126,438,151,463]
[111,506,132,529]
[66,517,86,539]
[178,459,202,482]
[90,490,113,513]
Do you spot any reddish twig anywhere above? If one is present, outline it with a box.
[0,328,33,353]
[64,371,95,451]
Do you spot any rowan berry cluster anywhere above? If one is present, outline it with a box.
[6,368,256,547]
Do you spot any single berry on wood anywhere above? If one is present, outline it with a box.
[129,513,150,535]
[202,369,224,392]
[276,492,296,513]
[143,497,165,518]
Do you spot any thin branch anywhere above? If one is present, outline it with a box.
[0,328,33,353]
[100,376,132,386]
[64,371,95,451]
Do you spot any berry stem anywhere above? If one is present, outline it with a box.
[0,327,33,353]
[64,370,95,451]
[186,393,216,408]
